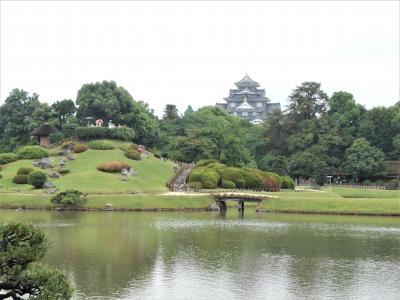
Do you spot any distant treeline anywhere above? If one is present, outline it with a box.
[0,80,398,182]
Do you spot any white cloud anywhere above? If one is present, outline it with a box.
[1,1,398,116]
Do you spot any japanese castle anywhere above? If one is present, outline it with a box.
[216,74,281,124]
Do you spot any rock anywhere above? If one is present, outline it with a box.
[60,161,66,167]
[43,181,56,189]
[208,203,221,211]
[33,158,53,169]
[49,172,62,179]
[46,188,58,194]
[119,177,129,181]
[67,155,75,161]
[105,203,113,210]
[121,168,129,176]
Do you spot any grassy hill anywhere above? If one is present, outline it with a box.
[0,141,175,193]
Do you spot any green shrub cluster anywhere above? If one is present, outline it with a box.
[0,153,18,165]
[13,174,29,184]
[188,160,283,191]
[75,127,134,141]
[73,143,88,153]
[51,190,86,208]
[88,140,115,150]
[97,161,130,173]
[17,167,34,175]
[62,123,79,138]
[124,149,142,160]
[28,171,47,188]
[49,132,65,145]
[17,146,49,159]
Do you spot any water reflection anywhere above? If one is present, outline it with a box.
[0,210,399,299]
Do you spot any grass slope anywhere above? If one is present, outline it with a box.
[0,141,175,193]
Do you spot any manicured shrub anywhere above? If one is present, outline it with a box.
[281,176,295,190]
[109,127,135,141]
[221,179,236,189]
[374,179,384,186]
[49,132,65,145]
[220,167,246,188]
[62,123,79,138]
[362,179,371,185]
[262,172,282,191]
[97,161,130,173]
[73,143,88,153]
[61,140,75,150]
[28,171,47,188]
[385,179,399,190]
[0,153,18,165]
[75,127,109,140]
[58,168,70,175]
[241,169,265,189]
[75,126,134,141]
[17,167,34,175]
[17,146,49,159]
[13,174,29,184]
[88,140,115,150]
[194,159,219,168]
[189,169,220,189]
[124,149,142,160]
[51,190,86,208]
[187,181,202,189]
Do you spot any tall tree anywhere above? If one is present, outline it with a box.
[343,138,386,179]
[184,105,194,115]
[286,82,329,122]
[52,99,76,125]
[75,81,160,146]
[163,104,179,120]
[0,222,72,299]
[0,89,54,151]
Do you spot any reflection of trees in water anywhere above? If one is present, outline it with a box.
[30,212,400,299]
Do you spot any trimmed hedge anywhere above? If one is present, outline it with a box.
[49,132,65,145]
[97,161,130,173]
[75,127,134,141]
[88,140,115,150]
[13,174,29,184]
[124,149,141,160]
[73,143,88,153]
[17,146,49,159]
[188,162,282,191]
[187,181,202,189]
[189,168,220,189]
[62,123,79,138]
[0,153,18,165]
[28,171,47,188]
[17,167,34,175]
[281,176,295,190]
[194,159,219,168]
[221,179,236,189]
[51,190,86,208]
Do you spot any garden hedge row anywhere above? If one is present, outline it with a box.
[75,127,134,141]
[188,160,295,191]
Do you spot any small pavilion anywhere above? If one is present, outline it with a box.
[30,123,60,147]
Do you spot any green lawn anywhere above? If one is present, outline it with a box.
[260,190,400,215]
[0,193,214,210]
[331,187,399,199]
[0,143,175,193]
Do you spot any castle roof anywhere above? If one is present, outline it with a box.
[234,101,257,111]
[235,74,260,88]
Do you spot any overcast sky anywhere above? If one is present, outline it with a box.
[1,1,399,116]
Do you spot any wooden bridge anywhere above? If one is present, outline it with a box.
[213,193,267,212]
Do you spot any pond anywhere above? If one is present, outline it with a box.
[1,210,399,300]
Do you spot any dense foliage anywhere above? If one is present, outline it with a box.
[0,80,397,183]
[0,222,73,299]
[188,160,284,191]
[28,171,47,188]
[16,146,49,160]
[51,190,86,208]
[88,140,115,150]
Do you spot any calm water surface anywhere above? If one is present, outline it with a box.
[1,210,399,300]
